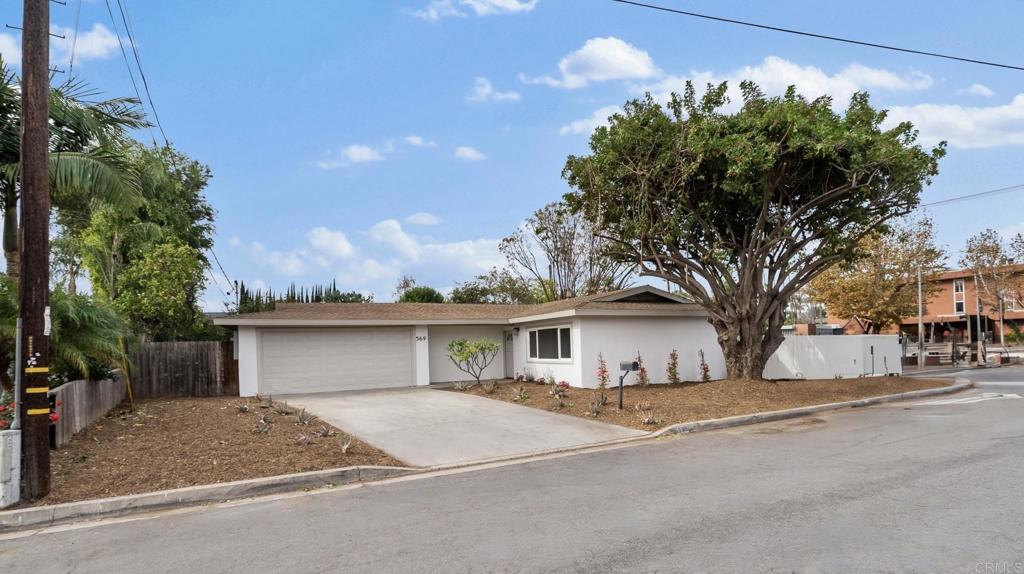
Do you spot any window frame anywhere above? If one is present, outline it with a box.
[526,324,573,363]
[953,279,966,315]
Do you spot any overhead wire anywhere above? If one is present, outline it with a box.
[610,0,1024,72]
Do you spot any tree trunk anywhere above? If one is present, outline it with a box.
[711,306,786,380]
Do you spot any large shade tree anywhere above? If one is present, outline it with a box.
[807,217,946,333]
[563,82,944,379]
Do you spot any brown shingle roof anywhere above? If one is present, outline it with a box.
[214,287,704,325]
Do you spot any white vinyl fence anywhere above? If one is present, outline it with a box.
[764,335,902,380]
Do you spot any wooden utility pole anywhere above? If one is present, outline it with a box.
[18,0,52,500]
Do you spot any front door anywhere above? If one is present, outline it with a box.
[503,331,514,379]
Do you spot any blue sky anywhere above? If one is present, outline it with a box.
[2,0,1024,309]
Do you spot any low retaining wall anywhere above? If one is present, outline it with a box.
[49,378,126,448]
[764,335,903,379]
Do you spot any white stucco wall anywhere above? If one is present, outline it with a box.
[577,316,725,388]
[763,335,903,379]
[428,325,507,383]
[414,325,430,386]
[237,326,259,397]
[514,318,584,386]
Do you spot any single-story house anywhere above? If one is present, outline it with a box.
[214,286,726,396]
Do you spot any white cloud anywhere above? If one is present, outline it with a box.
[885,94,1024,149]
[265,250,306,276]
[315,144,386,169]
[462,0,539,15]
[306,227,356,259]
[559,105,621,136]
[336,258,402,288]
[369,219,423,260]
[0,33,20,65]
[422,238,504,274]
[405,212,441,225]
[51,23,120,64]
[635,56,933,112]
[342,144,384,163]
[521,36,658,89]
[958,83,994,98]
[454,145,486,161]
[404,134,437,147]
[467,77,521,102]
[409,0,537,21]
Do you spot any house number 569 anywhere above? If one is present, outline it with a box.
[415,336,428,342]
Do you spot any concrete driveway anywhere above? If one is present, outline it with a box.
[283,387,645,466]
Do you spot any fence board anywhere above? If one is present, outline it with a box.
[49,378,126,448]
[131,341,233,399]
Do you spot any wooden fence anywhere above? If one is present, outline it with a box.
[129,341,239,399]
[49,377,126,448]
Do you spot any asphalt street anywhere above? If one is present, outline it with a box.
[1,369,1022,574]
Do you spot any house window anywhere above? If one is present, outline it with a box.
[953,279,965,315]
[1004,295,1023,312]
[528,326,572,360]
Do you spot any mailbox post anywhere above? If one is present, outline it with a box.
[618,360,639,410]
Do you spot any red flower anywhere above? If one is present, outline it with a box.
[55,400,62,407]
[48,412,60,423]
[0,419,9,429]
[0,404,5,412]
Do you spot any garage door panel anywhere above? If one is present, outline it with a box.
[259,328,413,394]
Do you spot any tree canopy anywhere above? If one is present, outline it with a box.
[399,285,446,303]
[563,81,944,379]
[808,217,945,333]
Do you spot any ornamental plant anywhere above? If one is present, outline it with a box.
[666,349,681,385]
[596,353,610,391]
[635,351,650,386]
[698,349,711,383]
[447,337,501,386]
[0,388,14,430]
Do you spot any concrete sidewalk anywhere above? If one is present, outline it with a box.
[283,387,646,467]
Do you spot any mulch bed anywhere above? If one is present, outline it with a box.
[456,376,951,431]
[30,396,402,506]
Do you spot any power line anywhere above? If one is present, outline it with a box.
[103,0,156,146]
[921,183,1024,208]
[208,248,234,295]
[66,0,80,73]
[609,0,1024,72]
[115,0,168,146]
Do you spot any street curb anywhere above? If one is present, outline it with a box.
[0,465,416,533]
[652,379,974,437]
[0,379,972,533]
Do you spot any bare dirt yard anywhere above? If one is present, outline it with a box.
[35,396,402,506]
[457,376,952,431]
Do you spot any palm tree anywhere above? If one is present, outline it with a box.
[0,276,129,390]
[0,57,148,278]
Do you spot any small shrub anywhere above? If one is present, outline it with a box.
[254,415,273,434]
[634,401,658,426]
[339,435,353,454]
[666,349,681,385]
[295,409,318,425]
[635,351,650,386]
[513,385,529,402]
[315,424,337,438]
[698,349,711,383]
[545,373,556,386]
[514,373,526,384]
[596,353,610,391]
[524,371,536,383]
[0,389,15,430]
[256,394,273,409]
[587,393,605,417]
[296,434,313,446]
[481,379,498,394]
[452,381,471,392]
[549,381,570,399]
[233,401,250,414]
[273,401,293,416]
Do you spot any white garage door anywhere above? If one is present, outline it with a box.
[259,328,414,395]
